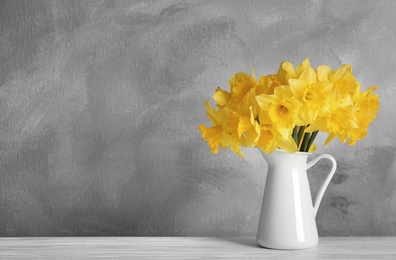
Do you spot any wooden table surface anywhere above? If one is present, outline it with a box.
[0,237,395,259]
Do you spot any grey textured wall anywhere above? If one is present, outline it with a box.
[0,0,395,236]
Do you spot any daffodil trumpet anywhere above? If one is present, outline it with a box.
[199,58,380,157]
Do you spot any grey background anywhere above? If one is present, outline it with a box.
[0,0,395,236]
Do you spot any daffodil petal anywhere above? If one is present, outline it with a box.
[277,137,298,153]
[296,57,311,76]
[256,94,275,110]
[277,61,296,85]
[212,87,231,107]
[289,78,307,99]
[198,124,224,154]
[324,133,336,146]
[317,65,331,82]
[299,67,317,85]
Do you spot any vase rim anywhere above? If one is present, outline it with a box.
[274,148,312,155]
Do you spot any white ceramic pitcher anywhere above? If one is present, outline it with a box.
[257,149,337,250]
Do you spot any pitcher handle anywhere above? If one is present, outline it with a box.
[307,153,337,217]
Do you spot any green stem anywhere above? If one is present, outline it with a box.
[297,126,306,145]
[306,130,319,152]
[300,132,311,152]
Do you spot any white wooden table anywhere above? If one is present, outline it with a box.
[0,237,395,259]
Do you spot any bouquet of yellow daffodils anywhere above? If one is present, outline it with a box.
[198,58,380,157]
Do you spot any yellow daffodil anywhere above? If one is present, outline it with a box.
[348,85,380,145]
[229,71,258,102]
[227,90,261,147]
[198,124,245,157]
[255,85,302,151]
[317,65,331,82]
[256,74,281,95]
[277,57,312,85]
[306,94,358,144]
[289,77,332,125]
[277,61,296,85]
[295,57,312,78]
[329,64,359,99]
[199,58,379,157]
[256,125,278,154]
[353,85,380,120]
[257,125,297,154]
[212,87,231,108]
[198,101,245,157]
[256,85,302,136]
[198,124,225,154]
